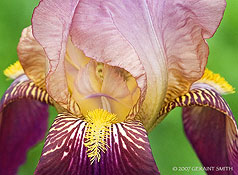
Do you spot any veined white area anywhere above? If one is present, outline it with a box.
[113,125,119,145]
[43,118,86,157]
[117,124,145,150]
[43,136,67,157]
[120,137,127,149]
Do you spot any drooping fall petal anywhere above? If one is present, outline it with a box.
[183,106,237,175]
[159,88,238,174]
[35,113,159,175]
[32,0,226,130]
[0,75,51,175]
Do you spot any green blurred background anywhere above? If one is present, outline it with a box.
[0,0,237,174]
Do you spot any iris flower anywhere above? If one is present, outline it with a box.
[0,0,237,174]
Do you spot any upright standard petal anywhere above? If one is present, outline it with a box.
[70,0,226,130]
[32,0,226,130]
[0,75,51,175]
[158,70,238,174]
[17,26,47,89]
[32,0,80,104]
[35,113,159,175]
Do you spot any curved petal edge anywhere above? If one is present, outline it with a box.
[35,113,159,175]
[158,88,238,175]
[0,75,50,175]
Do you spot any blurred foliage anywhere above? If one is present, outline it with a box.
[0,0,237,175]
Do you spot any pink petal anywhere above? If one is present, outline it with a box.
[32,0,226,130]
[161,0,226,104]
[32,0,80,104]
[70,0,226,129]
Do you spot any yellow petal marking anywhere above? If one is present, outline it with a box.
[4,61,24,79]
[195,68,235,94]
[84,109,117,164]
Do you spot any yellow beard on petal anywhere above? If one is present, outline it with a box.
[4,61,24,79]
[84,109,117,164]
[193,68,235,95]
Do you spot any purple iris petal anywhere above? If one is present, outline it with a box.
[0,75,50,175]
[35,114,159,175]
